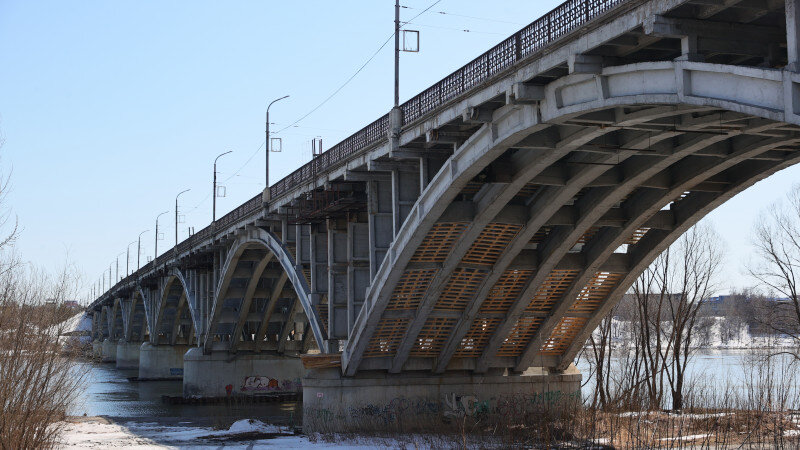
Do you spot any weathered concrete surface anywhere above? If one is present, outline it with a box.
[138,343,189,380]
[183,348,304,398]
[92,340,102,359]
[101,338,117,363]
[302,365,581,432]
[115,341,141,369]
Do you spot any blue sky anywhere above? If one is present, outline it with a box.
[1,0,798,302]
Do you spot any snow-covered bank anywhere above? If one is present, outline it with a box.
[594,317,799,350]
[57,417,421,449]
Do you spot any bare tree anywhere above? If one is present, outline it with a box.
[0,129,87,448]
[629,223,722,411]
[749,184,800,358]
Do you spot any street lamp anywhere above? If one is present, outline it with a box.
[155,211,169,261]
[115,251,124,283]
[137,229,149,270]
[126,241,136,276]
[213,151,232,223]
[265,95,289,191]
[175,189,190,246]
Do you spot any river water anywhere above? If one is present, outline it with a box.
[69,363,301,429]
[65,349,798,446]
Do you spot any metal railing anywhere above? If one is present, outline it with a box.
[92,0,630,306]
[269,0,629,199]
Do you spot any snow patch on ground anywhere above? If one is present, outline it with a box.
[58,418,403,449]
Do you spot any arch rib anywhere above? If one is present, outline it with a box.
[556,149,800,371]
[514,132,797,371]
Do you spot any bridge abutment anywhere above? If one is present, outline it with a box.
[182,348,304,398]
[115,341,141,369]
[138,343,188,380]
[302,365,582,433]
[100,338,117,362]
[92,339,102,359]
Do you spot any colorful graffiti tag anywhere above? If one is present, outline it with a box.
[240,376,302,392]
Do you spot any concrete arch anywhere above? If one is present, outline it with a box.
[343,61,800,375]
[204,226,327,353]
[152,273,195,346]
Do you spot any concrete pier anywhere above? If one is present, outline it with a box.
[138,343,189,380]
[115,341,141,369]
[101,338,117,363]
[302,366,582,432]
[183,348,304,398]
[92,340,102,359]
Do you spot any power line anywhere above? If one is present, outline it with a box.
[401,20,505,35]
[273,0,443,137]
[187,0,446,204]
[401,5,523,26]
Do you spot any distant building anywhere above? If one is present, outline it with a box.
[64,300,80,309]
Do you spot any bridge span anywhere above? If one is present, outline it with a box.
[88,0,800,430]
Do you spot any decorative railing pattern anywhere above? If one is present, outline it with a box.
[93,0,630,304]
[269,0,628,199]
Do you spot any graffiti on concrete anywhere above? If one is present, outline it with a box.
[241,376,302,392]
[443,393,488,419]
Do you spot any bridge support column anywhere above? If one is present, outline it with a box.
[789,0,800,71]
[115,341,141,369]
[138,343,188,380]
[100,338,117,362]
[183,348,304,398]
[92,339,102,359]
[302,366,581,433]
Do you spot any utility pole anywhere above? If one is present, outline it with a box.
[395,0,400,107]
[213,151,232,223]
[155,211,169,261]
[108,264,112,290]
[138,230,149,270]
[266,96,289,192]
[175,189,190,246]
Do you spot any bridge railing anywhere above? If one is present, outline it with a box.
[92,0,630,306]
[268,0,628,200]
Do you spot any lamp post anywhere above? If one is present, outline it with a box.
[137,229,149,270]
[115,252,124,283]
[175,189,190,246]
[213,151,232,223]
[155,211,169,261]
[265,95,289,190]
[126,241,136,276]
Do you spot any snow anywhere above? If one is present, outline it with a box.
[57,418,409,449]
[225,419,282,434]
[658,434,712,442]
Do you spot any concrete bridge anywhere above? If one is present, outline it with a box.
[88,0,800,430]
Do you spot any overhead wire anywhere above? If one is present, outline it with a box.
[178,0,447,217]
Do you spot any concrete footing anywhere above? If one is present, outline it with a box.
[100,338,117,362]
[138,343,189,380]
[92,340,102,359]
[302,366,582,433]
[183,348,304,398]
[115,341,141,369]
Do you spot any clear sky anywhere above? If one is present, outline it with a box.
[1,0,798,302]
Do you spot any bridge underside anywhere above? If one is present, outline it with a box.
[343,61,800,377]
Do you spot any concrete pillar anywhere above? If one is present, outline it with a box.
[788,0,800,71]
[101,338,117,363]
[138,343,189,380]
[302,365,582,433]
[92,339,102,359]
[115,340,141,369]
[183,348,304,398]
